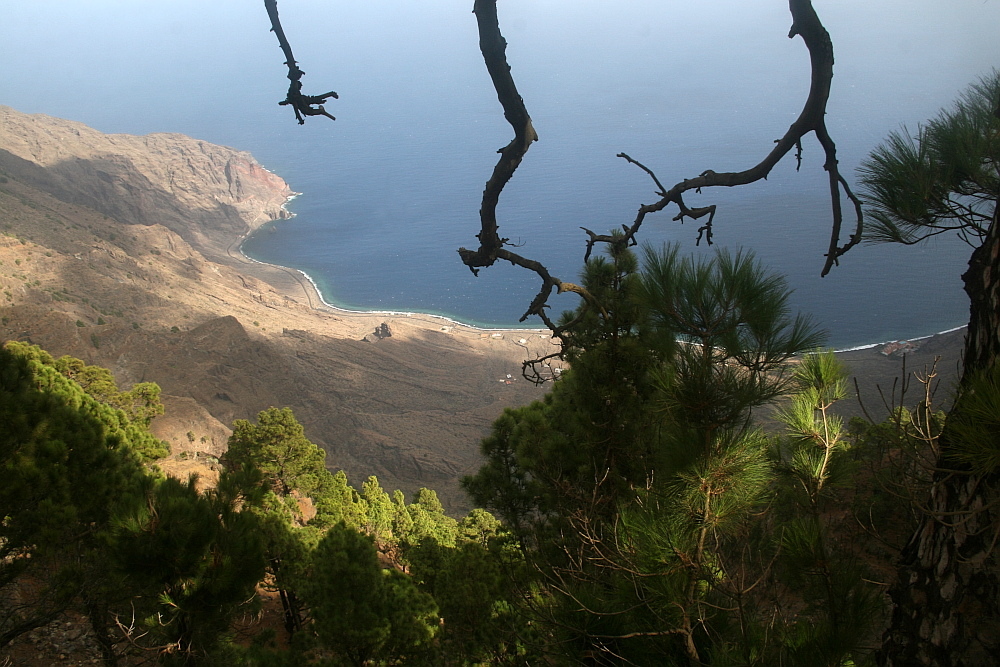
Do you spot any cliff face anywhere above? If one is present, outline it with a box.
[0,106,293,259]
[0,107,548,512]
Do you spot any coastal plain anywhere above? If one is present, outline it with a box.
[0,106,965,511]
[0,106,553,511]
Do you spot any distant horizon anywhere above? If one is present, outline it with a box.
[3,1,999,349]
[241,227,970,354]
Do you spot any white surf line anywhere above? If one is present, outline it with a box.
[257,196,966,344]
[833,325,966,353]
[236,239,549,335]
[241,193,548,334]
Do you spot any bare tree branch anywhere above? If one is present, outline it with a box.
[460,0,610,381]
[264,0,338,124]
[461,0,861,383]
[592,0,864,276]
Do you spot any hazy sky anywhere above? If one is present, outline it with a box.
[2,1,999,341]
[3,0,998,144]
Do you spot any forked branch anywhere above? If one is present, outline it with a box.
[459,0,606,368]
[264,0,338,124]
[459,1,863,382]
[590,0,864,276]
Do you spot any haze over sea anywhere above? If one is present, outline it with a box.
[3,1,999,349]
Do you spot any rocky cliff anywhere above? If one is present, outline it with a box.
[0,106,550,511]
[0,106,293,260]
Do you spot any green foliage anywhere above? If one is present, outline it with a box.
[392,489,414,540]
[313,469,367,531]
[458,507,502,546]
[859,70,999,246]
[461,405,547,542]
[0,342,149,647]
[222,407,351,645]
[462,242,829,664]
[772,351,884,666]
[946,364,1000,474]
[226,406,331,506]
[5,341,168,460]
[640,243,825,446]
[774,351,852,497]
[466,242,821,531]
[406,488,459,547]
[361,475,394,542]
[407,536,524,665]
[110,475,267,663]
[301,523,438,666]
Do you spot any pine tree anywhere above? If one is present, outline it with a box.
[222,407,341,642]
[463,242,823,663]
[773,351,884,665]
[225,406,330,502]
[361,475,395,544]
[859,71,1000,666]
[108,475,267,664]
[301,523,438,666]
[0,343,149,649]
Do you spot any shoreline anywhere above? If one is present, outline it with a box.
[232,199,550,335]
[239,200,965,348]
[229,209,969,414]
[831,325,967,354]
[228,222,550,337]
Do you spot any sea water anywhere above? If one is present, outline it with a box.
[2,0,998,348]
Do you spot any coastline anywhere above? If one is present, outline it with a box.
[831,325,968,354]
[233,201,966,377]
[231,202,550,336]
[234,215,966,347]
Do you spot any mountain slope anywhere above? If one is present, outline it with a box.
[0,106,551,511]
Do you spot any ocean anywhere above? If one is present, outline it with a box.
[3,0,998,349]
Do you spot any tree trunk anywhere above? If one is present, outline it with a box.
[880,202,1000,665]
[271,558,303,638]
[86,602,119,667]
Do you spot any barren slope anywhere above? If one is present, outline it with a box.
[0,106,551,511]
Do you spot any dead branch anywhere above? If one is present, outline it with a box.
[458,2,607,324]
[460,0,611,382]
[591,0,863,276]
[460,0,862,385]
[264,0,338,124]
[459,0,862,384]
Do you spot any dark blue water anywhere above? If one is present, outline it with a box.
[3,0,998,348]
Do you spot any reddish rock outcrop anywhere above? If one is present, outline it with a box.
[0,106,293,259]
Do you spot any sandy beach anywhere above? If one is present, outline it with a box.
[227,227,969,419]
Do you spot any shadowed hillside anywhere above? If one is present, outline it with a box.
[0,106,551,512]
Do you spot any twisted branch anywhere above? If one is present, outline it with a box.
[454,0,860,385]
[459,0,610,382]
[460,0,864,382]
[586,0,863,276]
[264,0,338,124]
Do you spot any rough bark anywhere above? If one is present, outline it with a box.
[880,465,1000,665]
[880,183,1000,665]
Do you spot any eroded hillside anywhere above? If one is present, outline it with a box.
[0,106,551,511]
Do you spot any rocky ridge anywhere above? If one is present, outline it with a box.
[0,106,551,512]
[0,106,293,260]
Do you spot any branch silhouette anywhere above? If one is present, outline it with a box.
[460,0,863,383]
[264,0,338,124]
